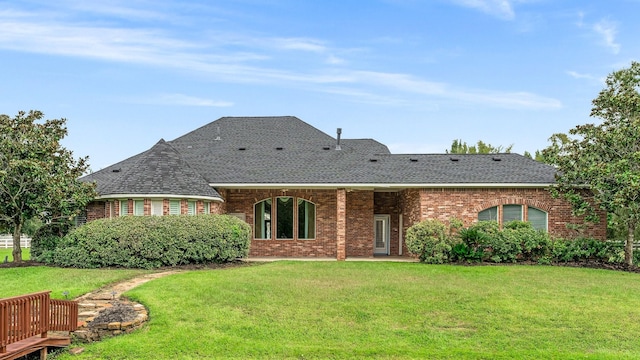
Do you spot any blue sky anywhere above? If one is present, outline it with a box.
[1,0,638,170]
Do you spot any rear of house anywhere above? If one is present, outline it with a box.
[81,116,605,260]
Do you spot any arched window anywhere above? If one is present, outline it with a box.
[298,199,316,239]
[477,204,548,231]
[254,199,272,239]
[254,197,316,240]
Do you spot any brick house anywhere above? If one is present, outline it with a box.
[81,116,605,260]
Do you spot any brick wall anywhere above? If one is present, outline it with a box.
[224,189,339,257]
[86,201,107,222]
[345,191,373,257]
[417,188,606,239]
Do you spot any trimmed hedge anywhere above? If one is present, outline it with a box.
[42,214,251,269]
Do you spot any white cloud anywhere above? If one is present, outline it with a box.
[450,0,516,20]
[593,19,620,54]
[132,94,234,107]
[0,7,561,110]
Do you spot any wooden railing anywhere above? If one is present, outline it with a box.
[0,291,77,355]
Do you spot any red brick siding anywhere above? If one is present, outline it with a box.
[345,191,373,257]
[86,202,106,222]
[417,188,605,239]
[336,189,346,260]
[224,189,338,257]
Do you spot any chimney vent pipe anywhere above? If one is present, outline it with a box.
[336,128,342,150]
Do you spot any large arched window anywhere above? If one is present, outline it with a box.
[254,199,272,239]
[477,204,548,231]
[254,197,316,240]
[298,199,316,239]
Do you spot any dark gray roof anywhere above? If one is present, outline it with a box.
[83,116,557,196]
[83,139,221,199]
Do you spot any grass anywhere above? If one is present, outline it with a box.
[38,261,640,359]
[0,247,30,261]
[0,266,149,299]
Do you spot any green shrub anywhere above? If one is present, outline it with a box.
[30,221,72,262]
[44,215,251,269]
[479,222,550,263]
[454,227,487,262]
[405,219,453,264]
[551,237,619,263]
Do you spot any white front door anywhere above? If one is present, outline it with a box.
[374,215,390,255]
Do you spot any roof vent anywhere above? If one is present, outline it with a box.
[335,128,342,151]
[112,168,121,173]
[410,158,418,162]
[276,147,284,150]
[214,126,221,141]
[492,157,502,161]
[369,158,378,162]
[449,157,459,162]
[322,146,331,150]
[238,147,246,151]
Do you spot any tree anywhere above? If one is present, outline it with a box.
[0,110,96,262]
[447,139,513,154]
[523,150,547,163]
[542,62,640,266]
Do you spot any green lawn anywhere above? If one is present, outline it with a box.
[0,266,149,299]
[0,247,30,261]
[38,261,640,359]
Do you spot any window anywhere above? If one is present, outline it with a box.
[169,200,180,215]
[204,202,210,214]
[74,210,87,226]
[528,206,548,231]
[502,204,522,223]
[151,200,163,216]
[276,197,294,239]
[254,197,316,240]
[298,199,316,239]
[478,206,498,221]
[134,200,144,216]
[188,201,196,215]
[477,204,548,231]
[254,199,272,239]
[120,200,129,216]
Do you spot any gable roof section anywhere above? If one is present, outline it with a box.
[82,139,221,200]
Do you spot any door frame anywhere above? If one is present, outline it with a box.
[373,214,390,255]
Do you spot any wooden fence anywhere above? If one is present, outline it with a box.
[0,291,77,359]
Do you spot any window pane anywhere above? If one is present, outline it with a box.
[120,200,129,216]
[188,201,196,215]
[502,204,523,223]
[528,206,548,231]
[254,199,272,239]
[151,201,163,216]
[134,200,144,216]
[169,200,180,215]
[204,202,210,214]
[298,199,316,239]
[478,206,498,221]
[276,197,294,239]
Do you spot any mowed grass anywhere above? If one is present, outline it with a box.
[51,261,640,359]
[0,247,30,261]
[0,266,149,299]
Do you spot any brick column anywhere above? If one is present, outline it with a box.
[336,189,346,261]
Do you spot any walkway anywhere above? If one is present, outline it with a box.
[74,271,181,342]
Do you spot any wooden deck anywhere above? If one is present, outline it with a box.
[0,291,77,360]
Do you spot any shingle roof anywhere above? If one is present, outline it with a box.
[83,139,221,199]
[83,116,558,196]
